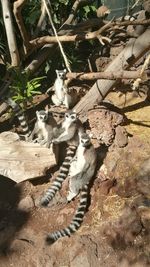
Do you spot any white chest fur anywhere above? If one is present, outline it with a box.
[54,78,65,100]
[38,121,48,139]
[62,119,72,132]
[69,145,86,176]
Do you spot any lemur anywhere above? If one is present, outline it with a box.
[52,110,84,145]
[40,110,84,206]
[51,69,75,109]
[5,97,31,140]
[29,110,57,147]
[46,133,97,244]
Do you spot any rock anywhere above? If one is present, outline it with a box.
[114,125,128,148]
[18,196,34,211]
[88,105,125,146]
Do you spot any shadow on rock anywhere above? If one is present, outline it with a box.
[0,176,29,254]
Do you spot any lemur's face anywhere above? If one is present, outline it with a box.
[80,133,91,147]
[36,110,48,122]
[56,69,67,80]
[65,111,77,122]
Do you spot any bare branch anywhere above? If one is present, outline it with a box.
[42,0,71,72]
[13,0,31,54]
[34,1,46,37]
[61,0,89,27]
[29,19,150,48]
[66,70,149,80]
[25,3,101,74]
[1,0,20,66]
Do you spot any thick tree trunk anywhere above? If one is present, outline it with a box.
[74,28,150,115]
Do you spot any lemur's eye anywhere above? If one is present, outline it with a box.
[66,114,69,118]
[71,115,75,119]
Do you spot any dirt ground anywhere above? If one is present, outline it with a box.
[0,90,150,267]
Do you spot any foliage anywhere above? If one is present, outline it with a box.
[0,0,100,101]
[43,1,98,73]
[51,0,97,27]
[9,67,45,108]
[22,0,41,33]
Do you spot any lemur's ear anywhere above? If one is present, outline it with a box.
[64,69,67,73]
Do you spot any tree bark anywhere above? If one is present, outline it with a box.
[66,70,148,80]
[0,131,57,182]
[1,0,20,66]
[74,28,150,115]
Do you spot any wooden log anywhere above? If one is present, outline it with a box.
[66,70,149,80]
[74,28,150,115]
[0,131,57,183]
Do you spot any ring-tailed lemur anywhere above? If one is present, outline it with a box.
[5,97,31,140]
[29,110,57,147]
[40,144,77,206]
[40,110,84,206]
[46,133,97,244]
[51,69,74,109]
[53,110,84,145]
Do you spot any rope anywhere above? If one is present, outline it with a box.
[42,0,71,73]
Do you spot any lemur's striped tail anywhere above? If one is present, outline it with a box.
[6,98,30,135]
[46,184,88,245]
[40,145,77,206]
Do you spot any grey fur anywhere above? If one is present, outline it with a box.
[29,110,57,147]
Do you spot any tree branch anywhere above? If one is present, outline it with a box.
[29,18,150,48]
[74,28,150,116]
[25,0,90,73]
[1,0,20,66]
[13,0,31,55]
[60,0,90,27]
[66,70,149,80]
[34,1,46,37]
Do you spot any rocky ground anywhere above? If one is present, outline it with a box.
[0,90,150,267]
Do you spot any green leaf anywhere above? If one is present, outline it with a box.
[90,5,97,12]
[83,6,90,14]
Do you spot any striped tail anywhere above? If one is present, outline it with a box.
[6,98,30,135]
[46,184,88,245]
[40,145,77,206]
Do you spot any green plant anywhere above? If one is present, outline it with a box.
[9,67,45,108]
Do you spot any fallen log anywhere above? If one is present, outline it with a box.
[74,28,150,115]
[0,131,57,183]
